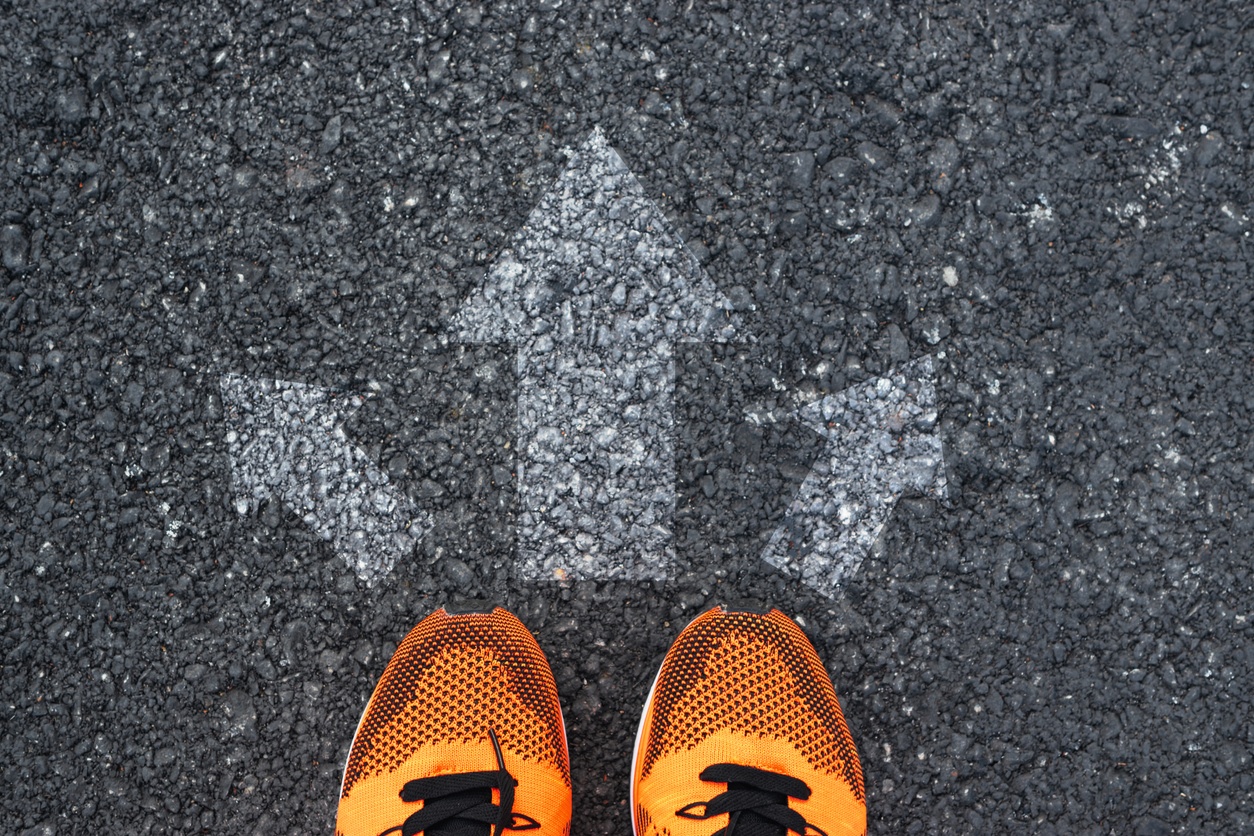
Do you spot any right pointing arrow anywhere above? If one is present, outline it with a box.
[220,374,430,585]
[760,356,947,597]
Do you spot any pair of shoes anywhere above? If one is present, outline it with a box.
[335,606,866,836]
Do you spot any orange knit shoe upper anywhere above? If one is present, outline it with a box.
[631,607,865,836]
[336,607,571,836]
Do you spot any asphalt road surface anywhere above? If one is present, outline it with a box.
[2,1,1251,834]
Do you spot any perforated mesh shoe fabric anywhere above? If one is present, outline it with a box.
[336,607,571,836]
[631,607,865,836]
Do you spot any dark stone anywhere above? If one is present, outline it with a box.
[907,194,941,227]
[1134,817,1171,836]
[55,87,88,126]
[822,156,860,186]
[1194,132,1223,167]
[320,115,343,155]
[781,151,815,189]
[856,141,891,168]
[1103,115,1159,139]
[1,226,29,274]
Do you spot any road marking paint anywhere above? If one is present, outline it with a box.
[220,374,430,584]
[760,356,947,597]
[451,128,738,581]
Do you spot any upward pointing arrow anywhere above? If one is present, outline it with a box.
[451,128,738,581]
[220,374,430,585]
[760,356,947,597]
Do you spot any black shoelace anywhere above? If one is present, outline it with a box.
[676,764,827,836]
[378,729,540,836]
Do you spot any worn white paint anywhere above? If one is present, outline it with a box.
[220,374,429,584]
[451,128,737,581]
[761,356,948,597]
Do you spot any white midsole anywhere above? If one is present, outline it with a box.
[627,651,666,836]
[629,606,733,835]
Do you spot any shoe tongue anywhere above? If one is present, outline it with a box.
[428,787,494,836]
[727,819,785,836]
[723,783,789,836]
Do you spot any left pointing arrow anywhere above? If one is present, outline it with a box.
[219,374,430,584]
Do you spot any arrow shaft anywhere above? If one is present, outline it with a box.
[514,343,675,580]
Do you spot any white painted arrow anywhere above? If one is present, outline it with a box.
[760,356,947,597]
[219,374,430,584]
[451,128,738,581]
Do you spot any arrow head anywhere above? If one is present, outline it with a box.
[761,356,947,597]
[794,355,947,500]
[220,374,430,585]
[451,127,739,345]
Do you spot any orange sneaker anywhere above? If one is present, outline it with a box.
[336,607,571,836]
[631,607,865,836]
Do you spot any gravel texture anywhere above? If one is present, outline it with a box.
[220,373,427,584]
[761,355,946,597]
[2,1,1252,834]
[452,129,736,582]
